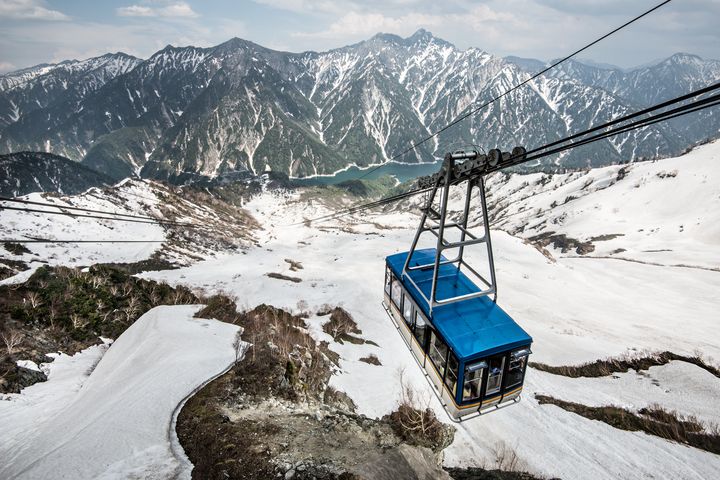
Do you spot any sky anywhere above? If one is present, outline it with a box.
[0,0,718,73]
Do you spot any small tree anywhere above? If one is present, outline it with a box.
[71,313,86,330]
[25,291,43,309]
[48,299,61,329]
[1,329,23,355]
[125,295,141,321]
[90,276,106,289]
[121,282,134,296]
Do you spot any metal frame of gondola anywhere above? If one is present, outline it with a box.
[401,147,525,314]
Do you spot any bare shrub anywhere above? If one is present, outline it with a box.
[359,354,382,366]
[25,291,43,309]
[1,329,23,356]
[322,307,361,342]
[295,300,309,316]
[492,441,521,471]
[70,313,86,330]
[386,370,454,452]
[125,295,141,321]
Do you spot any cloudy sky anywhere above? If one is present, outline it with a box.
[0,0,717,73]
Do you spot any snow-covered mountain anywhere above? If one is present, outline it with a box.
[1,31,719,184]
[0,53,142,141]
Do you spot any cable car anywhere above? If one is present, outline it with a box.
[382,148,532,421]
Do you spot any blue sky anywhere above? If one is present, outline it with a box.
[0,0,717,73]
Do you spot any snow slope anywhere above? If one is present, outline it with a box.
[487,139,720,269]
[0,306,239,480]
[142,141,720,479]
[0,178,257,283]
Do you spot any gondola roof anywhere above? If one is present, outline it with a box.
[386,248,532,361]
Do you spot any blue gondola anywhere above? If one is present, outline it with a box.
[382,148,532,421]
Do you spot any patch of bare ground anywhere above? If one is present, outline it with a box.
[529,351,720,379]
[4,242,31,255]
[0,265,15,281]
[527,232,595,255]
[535,395,720,455]
[359,354,381,366]
[177,303,455,480]
[445,469,548,480]
[92,180,261,261]
[94,254,178,274]
[320,307,377,346]
[266,272,302,283]
[285,258,304,271]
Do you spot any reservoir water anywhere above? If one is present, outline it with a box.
[291,160,443,186]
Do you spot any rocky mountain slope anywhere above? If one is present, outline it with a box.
[1,31,718,184]
[0,151,113,197]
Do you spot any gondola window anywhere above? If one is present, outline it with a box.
[391,276,402,308]
[463,361,486,401]
[413,311,428,348]
[486,357,505,395]
[506,349,530,387]
[403,294,413,326]
[445,352,459,395]
[429,331,449,378]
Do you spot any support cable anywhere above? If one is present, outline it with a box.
[0,195,190,224]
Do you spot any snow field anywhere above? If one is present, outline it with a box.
[142,144,720,478]
[0,306,240,480]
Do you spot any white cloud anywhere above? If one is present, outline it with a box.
[294,6,517,40]
[117,2,198,18]
[0,16,248,70]
[0,0,68,20]
[116,5,154,17]
[0,61,17,73]
[252,0,343,14]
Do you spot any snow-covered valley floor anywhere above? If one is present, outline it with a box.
[141,141,720,479]
[1,141,719,479]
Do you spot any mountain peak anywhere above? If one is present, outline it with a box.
[409,28,433,41]
[406,28,453,48]
[667,52,703,64]
[368,32,404,44]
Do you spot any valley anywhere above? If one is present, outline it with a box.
[1,141,719,479]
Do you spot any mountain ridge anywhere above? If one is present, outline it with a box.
[0,151,113,197]
[1,30,719,185]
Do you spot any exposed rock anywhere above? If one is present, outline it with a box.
[177,305,457,480]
